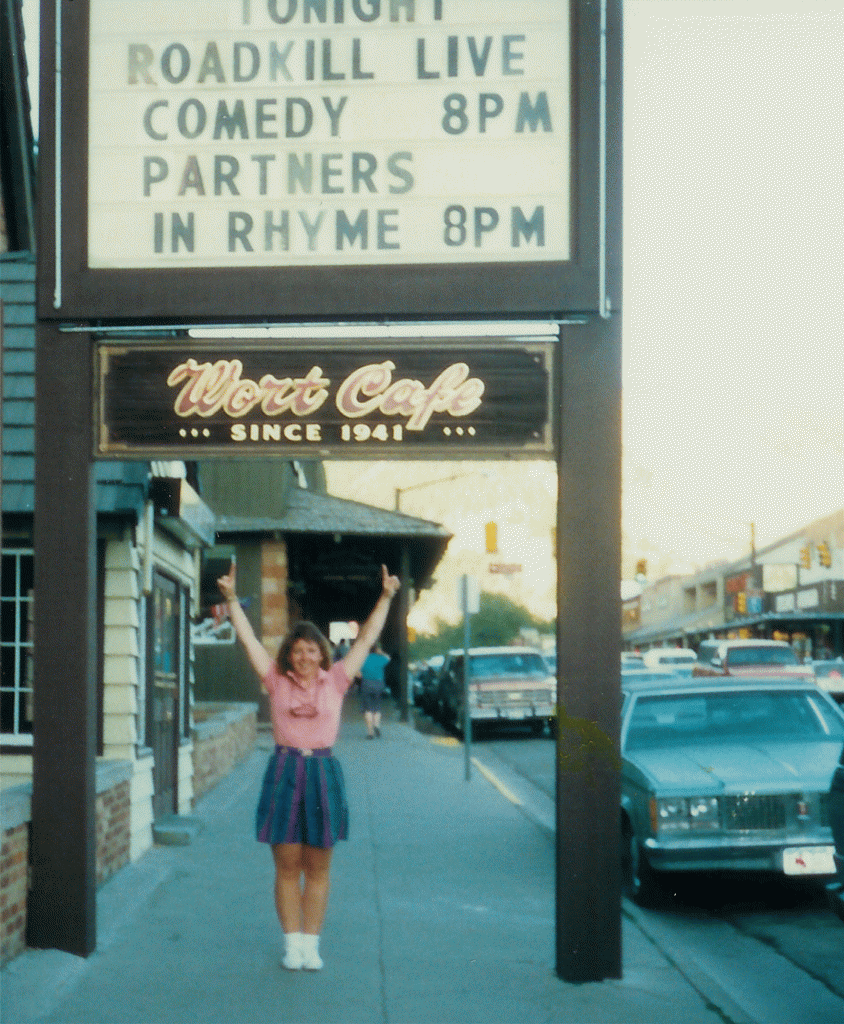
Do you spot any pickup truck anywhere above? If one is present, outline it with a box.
[436,646,556,736]
[693,638,814,681]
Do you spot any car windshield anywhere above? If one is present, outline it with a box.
[625,690,844,750]
[469,653,548,678]
[725,646,798,666]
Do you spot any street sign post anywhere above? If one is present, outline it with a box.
[459,572,479,782]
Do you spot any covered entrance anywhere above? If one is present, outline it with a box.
[194,473,451,718]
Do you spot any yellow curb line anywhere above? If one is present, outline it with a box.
[470,757,523,807]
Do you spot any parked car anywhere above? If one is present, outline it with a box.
[622,652,646,669]
[621,667,682,685]
[814,658,844,705]
[827,741,844,922]
[642,647,697,677]
[408,665,425,707]
[620,674,844,906]
[694,638,814,681]
[436,646,555,735]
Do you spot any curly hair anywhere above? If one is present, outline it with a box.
[276,621,333,674]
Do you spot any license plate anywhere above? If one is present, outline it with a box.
[782,846,835,876]
[505,708,525,719]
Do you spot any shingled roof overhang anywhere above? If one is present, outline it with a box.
[214,488,452,624]
[216,487,451,543]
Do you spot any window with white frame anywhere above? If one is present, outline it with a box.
[1,550,35,743]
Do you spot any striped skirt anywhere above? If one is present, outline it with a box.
[255,746,349,848]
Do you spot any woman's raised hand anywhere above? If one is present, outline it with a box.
[217,561,237,601]
[381,563,400,599]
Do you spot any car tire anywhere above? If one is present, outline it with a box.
[621,821,663,907]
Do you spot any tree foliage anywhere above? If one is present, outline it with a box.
[409,591,553,661]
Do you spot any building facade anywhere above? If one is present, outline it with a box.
[623,509,844,659]
[1,257,215,852]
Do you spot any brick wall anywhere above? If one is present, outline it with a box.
[192,703,258,802]
[1,761,134,966]
[1,822,29,964]
[95,780,131,886]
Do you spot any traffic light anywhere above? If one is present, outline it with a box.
[818,541,832,568]
[799,544,811,569]
[736,592,747,615]
[485,521,498,554]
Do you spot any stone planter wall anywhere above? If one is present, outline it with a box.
[191,702,258,802]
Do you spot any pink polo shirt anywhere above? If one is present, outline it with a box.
[262,660,351,749]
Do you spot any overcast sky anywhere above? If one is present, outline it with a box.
[20,1,844,575]
[621,0,843,564]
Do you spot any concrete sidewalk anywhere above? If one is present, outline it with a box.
[3,702,735,1024]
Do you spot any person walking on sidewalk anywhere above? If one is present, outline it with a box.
[216,562,400,972]
[360,645,390,738]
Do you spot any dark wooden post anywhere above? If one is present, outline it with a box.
[555,316,623,982]
[28,322,97,956]
[554,0,623,983]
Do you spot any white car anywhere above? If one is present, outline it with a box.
[643,648,697,677]
[814,658,844,705]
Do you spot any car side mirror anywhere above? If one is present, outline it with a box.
[711,656,722,668]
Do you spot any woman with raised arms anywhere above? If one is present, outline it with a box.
[217,561,400,970]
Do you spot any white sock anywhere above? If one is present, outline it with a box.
[300,932,323,970]
[282,931,304,970]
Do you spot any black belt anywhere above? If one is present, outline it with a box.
[276,744,332,757]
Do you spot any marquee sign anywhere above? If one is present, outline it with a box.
[96,340,554,457]
[40,0,608,319]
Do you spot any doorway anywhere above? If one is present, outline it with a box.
[149,570,185,819]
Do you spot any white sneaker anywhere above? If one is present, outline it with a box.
[300,933,324,971]
[282,932,304,970]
